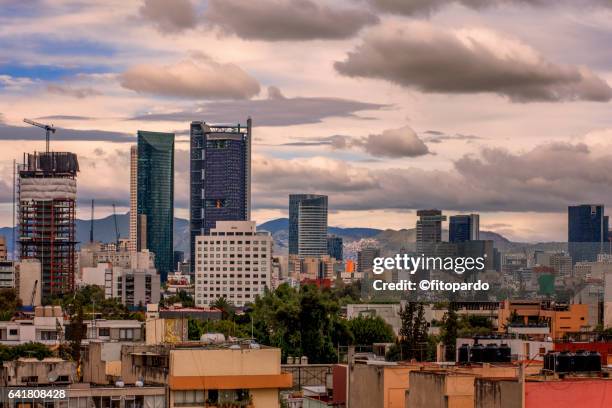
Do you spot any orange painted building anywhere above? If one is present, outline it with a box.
[498,300,589,339]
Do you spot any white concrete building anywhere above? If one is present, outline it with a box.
[194,221,272,307]
[0,260,14,288]
[15,259,42,307]
[0,306,65,345]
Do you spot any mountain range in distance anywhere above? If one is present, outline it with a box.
[0,212,559,259]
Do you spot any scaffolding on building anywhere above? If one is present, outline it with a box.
[18,151,79,300]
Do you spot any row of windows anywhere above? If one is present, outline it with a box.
[201,246,268,251]
[197,281,267,287]
[199,273,267,278]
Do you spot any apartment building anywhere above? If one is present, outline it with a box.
[194,221,272,307]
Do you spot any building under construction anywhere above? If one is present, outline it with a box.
[18,151,79,301]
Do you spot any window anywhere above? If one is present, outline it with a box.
[174,390,205,406]
[9,329,18,336]
[98,328,110,337]
[119,329,134,340]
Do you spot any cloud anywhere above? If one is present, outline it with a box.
[205,0,379,41]
[47,84,102,98]
[335,23,612,102]
[364,0,612,16]
[0,121,133,143]
[422,131,483,144]
[289,125,430,158]
[252,141,612,213]
[37,115,94,121]
[119,55,260,99]
[130,86,387,126]
[139,0,198,33]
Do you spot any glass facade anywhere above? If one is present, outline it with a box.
[327,236,343,260]
[449,214,479,243]
[137,130,174,280]
[289,194,328,256]
[568,204,609,263]
[190,120,251,272]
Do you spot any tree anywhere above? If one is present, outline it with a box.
[348,316,394,346]
[0,288,21,320]
[211,297,234,320]
[441,303,459,362]
[249,283,352,363]
[0,343,52,363]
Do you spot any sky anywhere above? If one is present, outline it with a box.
[2,0,612,242]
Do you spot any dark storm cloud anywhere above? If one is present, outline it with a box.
[252,142,612,212]
[335,23,612,103]
[139,0,198,33]
[130,86,387,126]
[205,0,379,41]
[0,120,133,143]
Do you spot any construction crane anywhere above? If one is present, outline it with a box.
[89,199,95,243]
[112,203,120,251]
[23,118,56,153]
[30,280,38,307]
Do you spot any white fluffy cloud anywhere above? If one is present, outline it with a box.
[119,55,261,99]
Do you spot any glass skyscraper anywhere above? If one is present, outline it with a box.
[289,194,328,256]
[449,214,480,243]
[190,120,251,273]
[137,130,174,281]
[568,204,609,263]
[327,236,343,260]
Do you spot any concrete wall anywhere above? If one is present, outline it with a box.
[349,364,385,408]
[407,371,475,408]
[170,348,281,376]
[475,378,522,408]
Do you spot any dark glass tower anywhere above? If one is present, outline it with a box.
[190,120,251,273]
[137,131,174,281]
[289,194,328,256]
[327,236,343,260]
[449,214,480,243]
[568,204,608,263]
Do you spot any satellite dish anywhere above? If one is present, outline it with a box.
[48,373,58,382]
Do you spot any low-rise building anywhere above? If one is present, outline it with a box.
[118,342,292,407]
[1,357,75,386]
[0,306,65,345]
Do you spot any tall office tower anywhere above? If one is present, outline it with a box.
[129,145,138,252]
[357,246,380,276]
[289,194,328,256]
[449,214,480,243]
[190,120,251,274]
[568,204,608,264]
[416,209,447,253]
[194,221,272,307]
[327,235,343,260]
[136,131,175,281]
[18,152,79,301]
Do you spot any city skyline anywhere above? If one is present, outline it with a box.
[2,1,612,242]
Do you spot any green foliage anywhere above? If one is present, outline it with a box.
[457,315,493,338]
[61,285,133,320]
[162,290,194,308]
[210,297,235,320]
[441,303,459,361]
[348,315,394,345]
[249,284,347,363]
[395,302,429,361]
[0,288,21,320]
[0,342,52,363]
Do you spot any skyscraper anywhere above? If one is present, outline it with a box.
[327,236,343,260]
[136,131,174,280]
[18,151,79,301]
[568,204,609,263]
[449,214,480,243]
[190,120,251,274]
[416,209,446,253]
[289,194,328,257]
